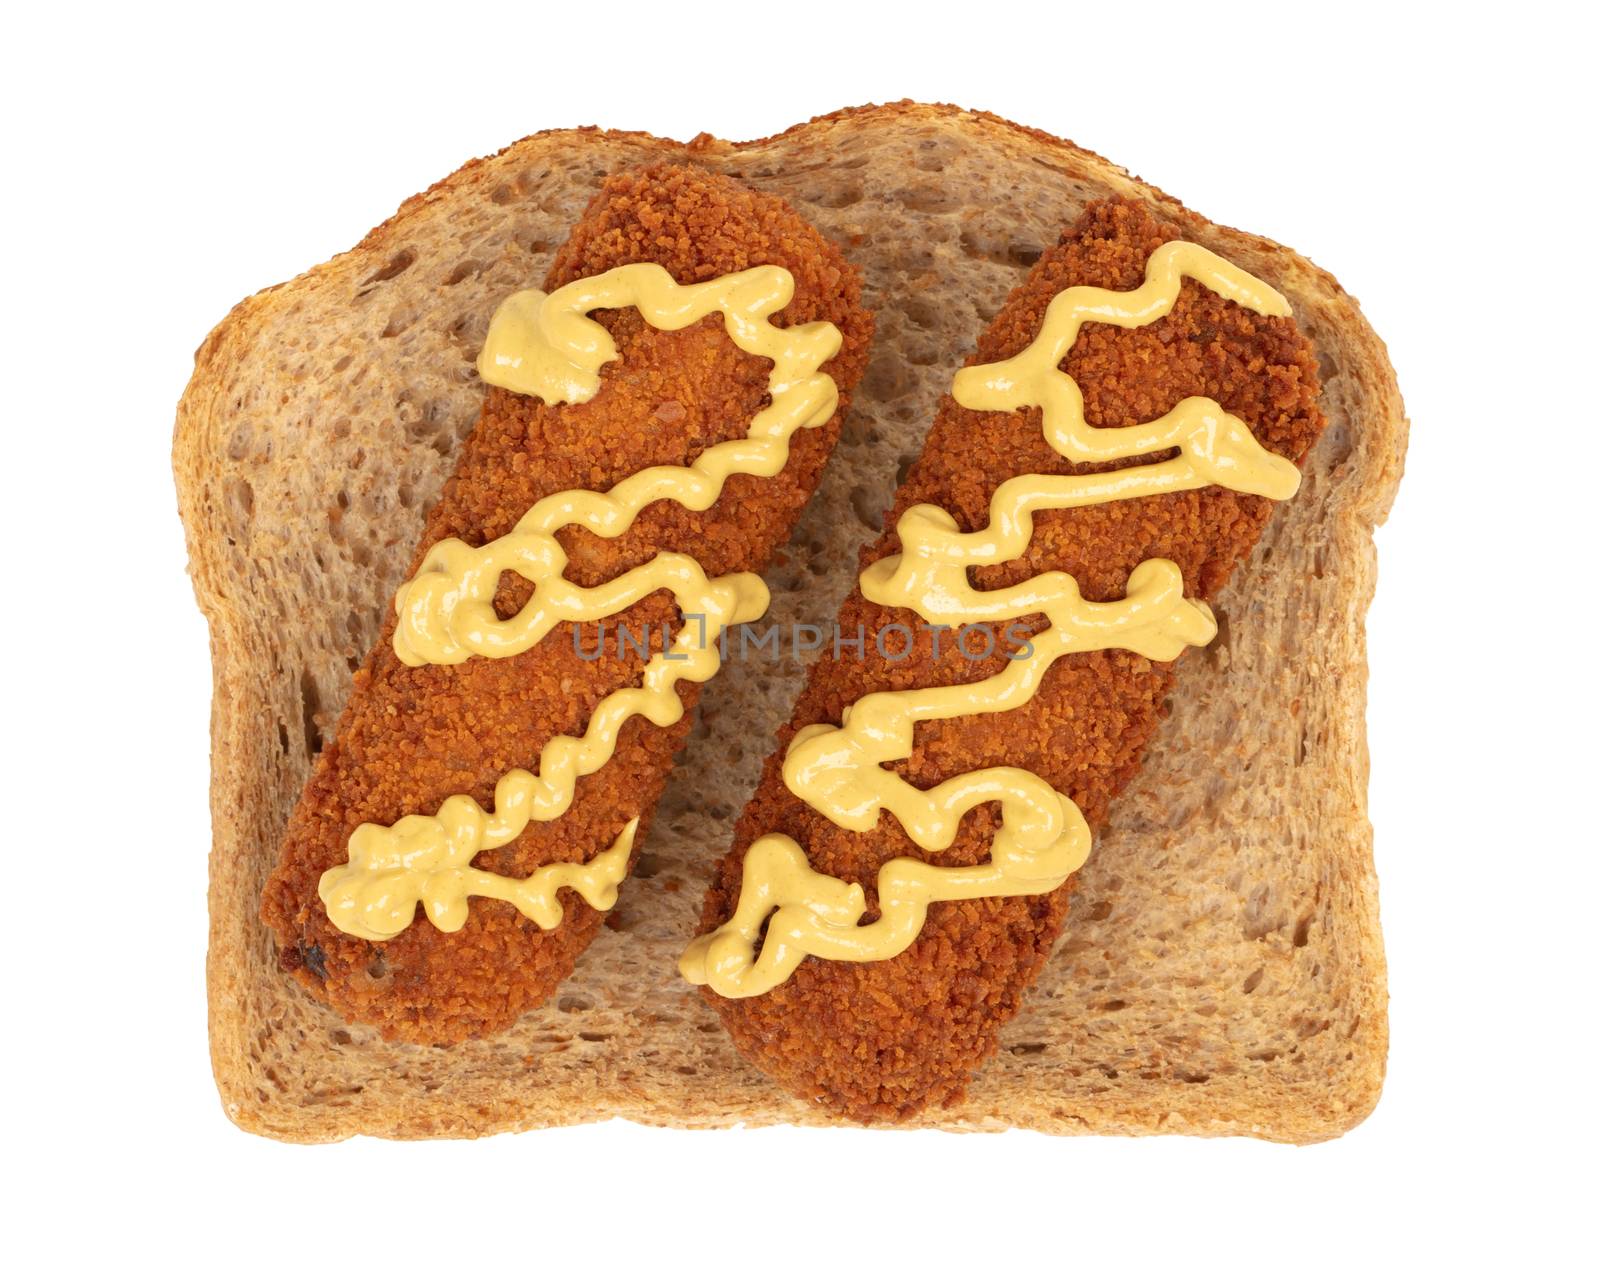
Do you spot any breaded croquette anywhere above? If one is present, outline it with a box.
[261,164,872,1044]
[696,198,1325,1120]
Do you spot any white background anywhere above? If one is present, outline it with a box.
[7,2,1592,1269]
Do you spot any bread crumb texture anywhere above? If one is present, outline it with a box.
[176,102,1403,1144]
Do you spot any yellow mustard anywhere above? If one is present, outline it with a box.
[319,263,843,942]
[682,241,1300,998]
[322,817,637,943]
[396,263,841,667]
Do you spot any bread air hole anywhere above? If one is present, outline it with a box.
[958,226,1043,269]
[298,669,324,756]
[380,310,415,339]
[896,185,960,214]
[811,184,863,209]
[901,296,941,330]
[361,248,416,286]
[227,477,254,526]
[849,484,885,532]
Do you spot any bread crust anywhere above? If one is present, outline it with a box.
[177,101,1403,1143]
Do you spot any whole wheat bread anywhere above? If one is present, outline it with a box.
[175,101,1405,1144]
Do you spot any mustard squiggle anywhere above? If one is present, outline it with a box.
[681,240,1299,998]
[682,561,1213,994]
[320,263,843,942]
[394,262,841,667]
[322,817,638,943]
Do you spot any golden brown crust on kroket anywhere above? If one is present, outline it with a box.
[261,163,871,1044]
[699,198,1325,1120]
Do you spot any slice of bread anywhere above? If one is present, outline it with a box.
[176,101,1405,1144]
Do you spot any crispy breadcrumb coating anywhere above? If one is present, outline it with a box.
[261,164,871,1044]
[698,199,1325,1120]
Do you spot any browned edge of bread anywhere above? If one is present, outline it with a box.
[176,101,1406,1144]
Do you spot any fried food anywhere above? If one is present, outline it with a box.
[696,198,1325,1120]
[261,163,872,1044]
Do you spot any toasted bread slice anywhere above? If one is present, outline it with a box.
[176,101,1404,1144]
